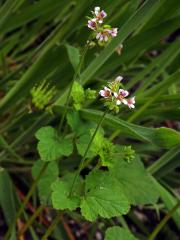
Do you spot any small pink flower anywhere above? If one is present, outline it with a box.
[127,97,135,109]
[119,89,129,97]
[93,7,107,23]
[114,89,129,105]
[109,28,118,37]
[96,29,112,42]
[99,87,111,98]
[88,18,97,30]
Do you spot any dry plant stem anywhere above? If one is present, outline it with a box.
[42,212,62,240]
[148,200,180,240]
[58,42,90,132]
[69,109,108,196]
[18,205,45,237]
[4,162,49,240]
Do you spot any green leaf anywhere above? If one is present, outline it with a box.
[152,128,180,150]
[71,81,85,110]
[76,128,104,158]
[35,126,73,161]
[76,127,114,166]
[51,173,84,211]
[105,227,138,240]
[76,133,97,159]
[152,178,180,228]
[66,110,88,136]
[109,156,159,205]
[79,109,180,149]
[0,168,16,239]
[80,170,130,221]
[148,145,180,175]
[32,160,59,205]
[66,44,80,71]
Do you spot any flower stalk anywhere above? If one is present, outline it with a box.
[58,40,90,132]
[69,109,108,196]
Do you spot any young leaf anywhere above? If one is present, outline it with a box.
[71,81,85,110]
[66,44,80,71]
[32,160,59,205]
[80,170,130,221]
[76,127,114,167]
[109,156,159,205]
[35,126,73,161]
[51,173,84,211]
[105,226,138,240]
[66,110,89,136]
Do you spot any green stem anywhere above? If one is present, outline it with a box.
[69,109,108,196]
[58,42,89,132]
[4,162,49,240]
[42,212,62,240]
[148,200,180,240]
[18,205,44,237]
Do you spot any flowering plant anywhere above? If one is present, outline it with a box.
[87,6,118,46]
[99,76,135,113]
[3,3,180,240]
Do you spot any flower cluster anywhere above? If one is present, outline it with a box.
[87,7,118,45]
[99,76,135,113]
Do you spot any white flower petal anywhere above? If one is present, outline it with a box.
[104,35,108,42]
[99,35,104,41]
[131,97,135,104]
[122,99,127,105]
[99,90,105,96]
[96,32,101,39]
[124,90,129,97]
[116,100,121,105]
[119,89,129,97]
[104,87,110,91]
[114,92,118,98]
[115,76,123,82]
[94,6,100,13]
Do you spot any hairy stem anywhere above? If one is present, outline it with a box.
[69,109,108,196]
[58,42,89,132]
